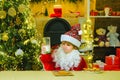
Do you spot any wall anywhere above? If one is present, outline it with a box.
[30,1,85,36]
[30,1,85,17]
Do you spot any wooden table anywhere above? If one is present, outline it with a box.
[0,71,120,80]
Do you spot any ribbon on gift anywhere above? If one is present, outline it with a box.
[109,55,115,64]
[105,55,119,65]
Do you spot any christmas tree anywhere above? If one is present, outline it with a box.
[0,0,42,70]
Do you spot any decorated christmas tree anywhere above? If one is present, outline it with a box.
[0,0,42,70]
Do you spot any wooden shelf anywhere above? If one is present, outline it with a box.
[90,16,120,18]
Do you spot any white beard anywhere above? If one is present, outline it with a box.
[52,47,81,71]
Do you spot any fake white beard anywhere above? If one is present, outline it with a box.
[52,47,81,71]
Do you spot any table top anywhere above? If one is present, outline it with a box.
[0,71,120,80]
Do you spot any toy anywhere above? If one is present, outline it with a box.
[94,28,109,47]
[107,25,120,46]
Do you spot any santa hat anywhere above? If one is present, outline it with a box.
[61,24,82,48]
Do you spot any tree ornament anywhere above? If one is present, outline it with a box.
[18,29,26,37]
[2,32,9,41]
[0,10,6,19]
[15,48,24,56]
[8,7,16,17]
[18,4,26,13]
[30,38,38,45]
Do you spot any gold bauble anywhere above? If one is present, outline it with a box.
[0,10,6,19]
[18,4,26,13]
[8,7,16,17]
[2,33,9,41]
[18,29,26,34]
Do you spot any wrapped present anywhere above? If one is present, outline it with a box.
[104,65,120,71]
[93,60,105,70]
[104,65,112,70]
[105,55,119,65]
[93,63,99,68]
[116,48,120,58]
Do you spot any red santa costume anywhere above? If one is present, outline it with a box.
[40,24,87,71]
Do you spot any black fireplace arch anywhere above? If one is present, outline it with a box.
[44,18,71,46]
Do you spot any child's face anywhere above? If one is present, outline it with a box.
[61,41,74,53]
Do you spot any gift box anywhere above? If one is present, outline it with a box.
[93,63,99,68]
[104,65,120,71]
[116,48,120,58]
[93,60,105,70]
[104,65,112,70]
[105,55,119,65]
[90,10,98,16]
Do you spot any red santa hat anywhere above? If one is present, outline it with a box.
[61,24,82,48]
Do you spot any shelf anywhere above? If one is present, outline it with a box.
[87,0,120,18]
[90,16,120,18]
[93,46,120,62]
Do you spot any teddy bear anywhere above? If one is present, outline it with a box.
[107,25,120,46]
[94,28,109,47]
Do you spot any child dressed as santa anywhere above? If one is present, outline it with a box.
[40,24,87,71]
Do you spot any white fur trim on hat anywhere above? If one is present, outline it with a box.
[78,30,82,35]
[61,35,81,48]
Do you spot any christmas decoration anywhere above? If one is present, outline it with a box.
[104,55,120,70]
[0,10,6,19]
[2,32,9,41]
[8,7,16,17]
[44,8,48,16]
[79,19,93,52]
[94,28,109,47]
[50,5,62,18]
[0,0,42,70]
[107,25,120,46]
